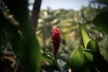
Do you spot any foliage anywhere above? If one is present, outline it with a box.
[0,0,108,72]
[0,0,41,72]
[90,0,108,9]
[70,24,108,72]
[93,11,108,33]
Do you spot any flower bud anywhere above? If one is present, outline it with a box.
[51,27,61,57]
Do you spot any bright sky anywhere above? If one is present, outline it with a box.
[29,0,90,10]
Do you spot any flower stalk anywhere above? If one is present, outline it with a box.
[51,27,61,58]
[51,27,61,72]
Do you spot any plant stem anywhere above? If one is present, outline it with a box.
[54,57,62,72]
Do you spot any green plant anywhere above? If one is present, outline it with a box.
[0,0,42,72]
[0,0,108,72]
[41,24,108,72]
[70,24,108,72]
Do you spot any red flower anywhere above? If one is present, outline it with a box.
[51,27,61,57]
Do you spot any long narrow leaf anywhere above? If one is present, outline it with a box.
[4,0,41,72]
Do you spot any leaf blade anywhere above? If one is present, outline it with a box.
[79,24,91,49]
[70,47,89,72]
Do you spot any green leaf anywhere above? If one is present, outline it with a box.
[70,47,89,72]
[41,54,54,65]
[3,1,41,72]
[20,20,41,72]
[41,48,54,65]
[86,39,108,72]
[93,11,108,33]
[79,24,91,49]
[83,50,93,63]
[87,39,100,53]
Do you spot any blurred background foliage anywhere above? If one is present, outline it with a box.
[36,0,108,61]
[0,0,108,71]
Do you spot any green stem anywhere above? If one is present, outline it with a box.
[54,57,62,72]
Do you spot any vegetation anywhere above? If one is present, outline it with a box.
[0,0,108,72]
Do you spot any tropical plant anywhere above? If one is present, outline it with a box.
[0,0,108,72]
